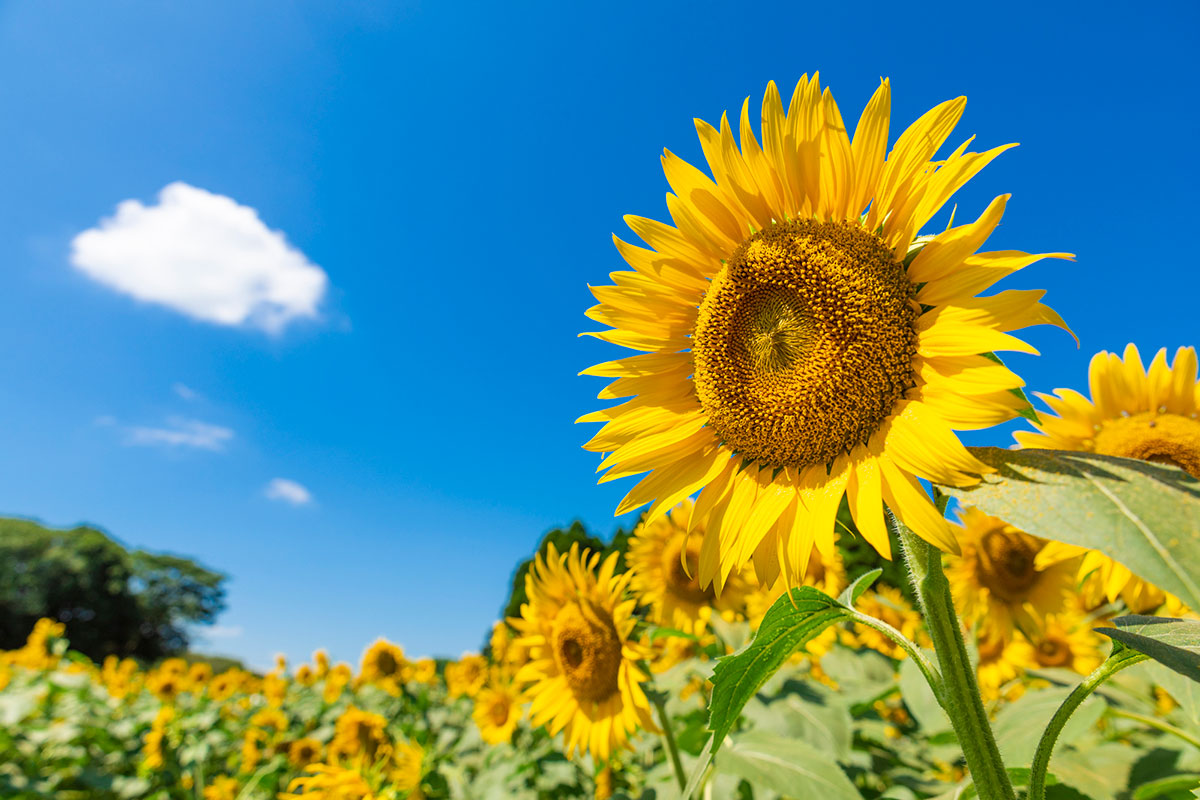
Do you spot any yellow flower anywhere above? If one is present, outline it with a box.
[361,639,409,695]
[513,543,657,761]
[404,658,438,686]
[975,631,1022,703]
[208,669,244,702]
[1017,344,1197,611]
[240,728,267,773]
[445,655,487,699]
[391,738,425,794]
[187,662,213,686]
[288,737,324,768]
[147,672,185,703]
[264,672,288,707]
[472,681,523,745]
[324,663,354,704]
[250,707,289,739]
[946,507,1077,637]
[1009,613,1104,676]
[203,776,240,800]
[282,762,383,800]
[627,499,750,634]
[141,705,174,770]
[581,74,1070,589]
[329,706,389,763]
[295,664,317,687]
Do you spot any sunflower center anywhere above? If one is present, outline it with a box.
[1035,637,1073,667]
[692,219,917,468]
[551,601,622,702]
[976,529,1041,603]
[661,535,712,605]
[374,650,400,676]
[489,697,511,727]
[1093,412,1200,478]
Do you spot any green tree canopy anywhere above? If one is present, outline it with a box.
[0,517,226,662]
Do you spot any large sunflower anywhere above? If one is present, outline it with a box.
[627,499,749,634]
[581,74,1070,589]
[945,507,1076,637]
[513,543,657,762]
[1016,344,1197,611]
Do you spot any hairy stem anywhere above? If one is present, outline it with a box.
[893,513,1016,800]
[1027,649,1149,800]
[652,692,687,791]
[845,609,943,701]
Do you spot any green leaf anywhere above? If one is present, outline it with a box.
[898,653,950,733]
[713,731,861,800]
[1095,616,1200,683]
[838,568,883,606]
[1133,775,1200,800]
[705,586,845,759]
[941,448,1200,610]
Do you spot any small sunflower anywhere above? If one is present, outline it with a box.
[361,639,409,694]
[974,631,1022,703]
[1009,612,1104,676]
[329,706,389,763]
[472,681,523,745]
[946,507,1077,636]
[445,654,488,699]
[288,738,324,768]
[513,543,657,761]
[581,74,1070,591]
[1018,344,1197,611]
[404,658,438,686]
[627,499,749,634]
[392,738,425,795]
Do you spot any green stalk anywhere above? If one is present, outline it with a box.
[892,513,1016,800]
[1109,707,1200,751]
[1027,649,1148,800]
[652,692,687,791]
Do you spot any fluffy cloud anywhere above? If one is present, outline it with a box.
[125,417,234,451]
[264,478,313,506]
[70,182,328,333]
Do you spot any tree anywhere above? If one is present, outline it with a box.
[0,517,226,661]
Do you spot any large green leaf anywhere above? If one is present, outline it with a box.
[706,586,846,757]
[993,685,1104,765]
[1095,616,1200,683]
[942,448,1200,610]
[713,730,861,800]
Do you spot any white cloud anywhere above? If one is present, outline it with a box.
[70,182,328,333]
[264,478,313,506]
[172,382,199,401]
[125,417,234,451]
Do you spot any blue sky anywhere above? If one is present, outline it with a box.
[1,1,1196,670]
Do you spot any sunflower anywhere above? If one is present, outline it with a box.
[974,631,1023,703]
[946,507,1077,636]
[445,654,488,699]
[1017,344,1197,611]
[288,738,324,768]
[472,681,523,745]
[513,542,657,761]
[392,738,425,795]
[627,499,750,634]
[404,658,438,686]
[580,74,1070,590]
[203,776,240,800]
[1008,612,1103,676]
[361,639,409,694]
[328,706,389,763]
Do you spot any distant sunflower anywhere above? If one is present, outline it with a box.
[287,738,323,769]
[328,706,389,764]
[1018,344,1197,612]
[581,74,1070,590]
[1009,612,1103,676]
[974,631,1022,703]
[513,543,657,761]
[361,639,408,694]
[946,507,1076,636]
[472,681,523,745]
[445,655,488,699]
[627,499,749,634]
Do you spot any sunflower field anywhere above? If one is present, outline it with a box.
[5,74,1200,800]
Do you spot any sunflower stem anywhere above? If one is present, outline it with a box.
[651,692,687,791]
[1027,648,1148,800]
[892,512,1016,800]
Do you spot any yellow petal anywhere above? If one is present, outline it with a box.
[877,454,960,554]
[882,400,992,485]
